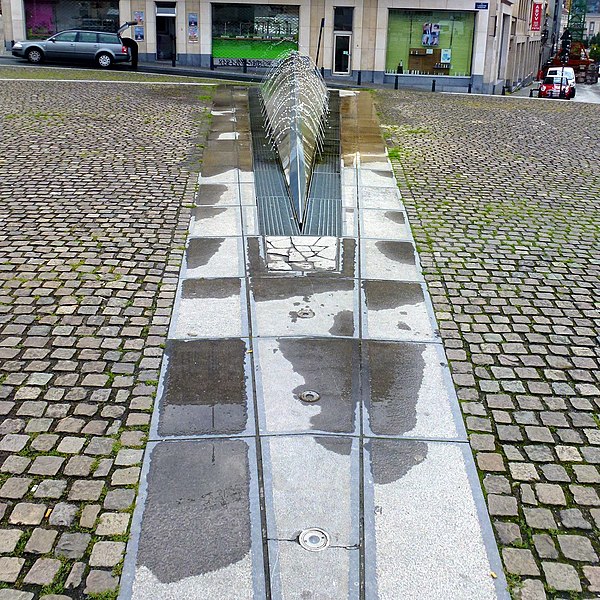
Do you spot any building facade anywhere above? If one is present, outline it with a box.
[2,0,549,92]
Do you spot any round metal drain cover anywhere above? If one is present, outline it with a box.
[299,390,320,403]
[297,307,315,319]
[298,528,330,552]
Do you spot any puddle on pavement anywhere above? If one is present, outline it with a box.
[158,339,249,436]
[257,338,357,434]
[136,440,252,583]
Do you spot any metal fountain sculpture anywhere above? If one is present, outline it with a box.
[261,51,329,229]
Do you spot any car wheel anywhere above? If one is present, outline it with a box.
[96,53,113,68]
[26,48,43,64]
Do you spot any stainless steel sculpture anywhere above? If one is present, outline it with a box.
[261,52,329,227]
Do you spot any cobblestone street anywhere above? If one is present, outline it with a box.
[0,78,212,598]
[1,71,599,600]
[378,90,600,598]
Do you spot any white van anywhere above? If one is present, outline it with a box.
[546,67,576,95]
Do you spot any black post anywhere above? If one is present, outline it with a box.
[502,85,506,95]
[210,56,215,70]
[171,34,176,67]
[394,74,399,90]
[357,71,362,86]
[315,18,325,71]
[243,58,247,73]
[431,79,436,92]
[468,82,472,93]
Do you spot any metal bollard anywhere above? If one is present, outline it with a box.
[502,86,506,95]
[468,83,472,93]
[210,56,214,71]
[394,74,399,90]
[431,79,436,92]
[243,59,247,73]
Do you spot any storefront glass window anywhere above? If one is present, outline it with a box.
[212,4,299,64]
[25,0,119,39]
[386,10,475,76]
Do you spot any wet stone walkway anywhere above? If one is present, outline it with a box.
[121,87,507,599]
[377,90,600,598]
[0,79,212,598]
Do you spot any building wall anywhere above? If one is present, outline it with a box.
[3,0,516,94]
[505,0,543,88]
[584,11,600,38]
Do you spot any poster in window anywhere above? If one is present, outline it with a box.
[188,13,199,43]
[422,23,440,46]
[441,48,451,63]
[134,26,144,41]
[133,11,144,25]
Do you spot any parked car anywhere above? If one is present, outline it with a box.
[11,29,130,68]
[546,66,576,96]
[538,76,575,99]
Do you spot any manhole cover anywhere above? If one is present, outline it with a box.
[297,307,315,319]
[298,528,330,552]
[299,390,320,403]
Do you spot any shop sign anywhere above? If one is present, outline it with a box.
[474,2,489,9]
[214,57,275,67]
[531,3,542,31]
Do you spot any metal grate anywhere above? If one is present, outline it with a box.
[249,89,300,235]
[249,88,342,237]
[303,91,342,236]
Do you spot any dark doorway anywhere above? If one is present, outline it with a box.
[333,34,351,75]
[156,16,176,60]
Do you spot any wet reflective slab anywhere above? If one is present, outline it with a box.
[269,540,360,599]
[263,435,359,546]
[173,278,245,339]
[184,237,243,278]
[202,151,240,169]
[359,170,397,188]
[364,439,498,600]
[363,341,463,440]
[265,236,339,272]
[251,277,356,338]
[132,439,263,600]
[359,186,402,210]
[195,183,239,207]
[190,207,242,237]
[361,239,421,281]
[156,339,252,437]
[362,280,436,341]
[255,338,358,434]
[361,209,410,240]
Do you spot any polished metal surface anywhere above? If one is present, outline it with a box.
[261,52,329,226]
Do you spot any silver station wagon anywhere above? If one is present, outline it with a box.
[12,29,130,68]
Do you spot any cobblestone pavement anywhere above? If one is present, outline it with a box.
[0,78,212,598]
[377,90,600,598]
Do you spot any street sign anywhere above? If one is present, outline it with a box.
[475,2,489,8]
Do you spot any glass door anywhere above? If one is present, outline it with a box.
[333,33,351,75]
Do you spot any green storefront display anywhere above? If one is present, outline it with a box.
[386,10,475,76]
[212,4,299,63]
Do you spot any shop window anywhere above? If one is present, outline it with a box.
[212,4,299,65]
[24,0,119,39]
[385,10,475,76]
[334,7,353,32]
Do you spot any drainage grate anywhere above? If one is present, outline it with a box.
[249,88,341,237]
